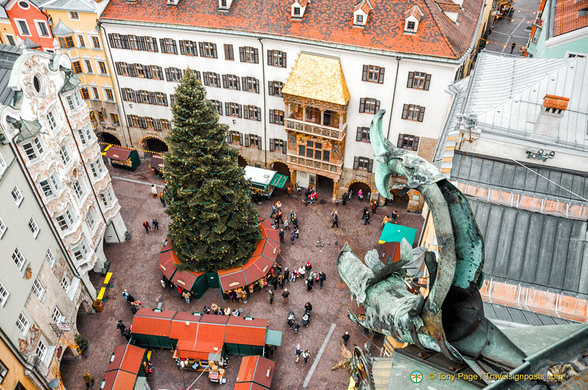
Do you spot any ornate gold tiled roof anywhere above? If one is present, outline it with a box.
[281,53,350,106]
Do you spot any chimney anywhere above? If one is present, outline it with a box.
[534,94,569,137]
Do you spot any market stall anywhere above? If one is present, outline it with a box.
[379,223,417,246]
[130,310,175,349]
[234,355,275,390]
[224,317,268,356]
[103,145,141,171]
[244,166,288,198]
[100,344,151,390]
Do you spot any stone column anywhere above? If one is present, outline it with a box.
[302,105,307,122]
[332,178,340,202]
[320,109,325,126]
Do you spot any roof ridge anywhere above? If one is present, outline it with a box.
[422,0,458,57]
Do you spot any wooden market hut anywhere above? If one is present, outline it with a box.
[130,310,176,349]
[103,145,141,171]
[224,316,268,356]
[101,344,150,390]
[234,355,275,390]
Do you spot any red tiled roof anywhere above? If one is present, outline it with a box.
[101,370,137,390]
[236,355,275,388]
[436,1,461,13]
[131,309,175,337]
[104,145,132,161]
[554,0,588,36]
[225,317,268,346]
[101,0,484,59]
[354,0,374,14]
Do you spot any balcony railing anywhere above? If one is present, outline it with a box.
[287,154,342,175]
[285,118,346,141]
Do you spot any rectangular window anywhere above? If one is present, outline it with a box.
[35,340,47,361]
[397,134,420,151]
[45,249,56,268]
[0,360,6,383]
[224,44,234,60]
[0,218,6,238]
[49,173,60,192]
[407,71,431,90]
[199,42,218,58]
[359,98,380,114]
[166,67,183,82]
[47,110,57,130]
[268,81,283,97]
[103,88,114,102]
[226,103,242,118]
[76,34,85,47]
[80,87,89,100]
[72,60,82,73]
[11,186,23,206]
[353,156,374,172]
[86,208,96,229]
[401,104,426,122]
[0,152,6,176]
[12,248,26,270]
[16,20,30,36]
[244,105,261,121]
[203,72,221,88]
[362,65,385,83]
[91,36,101,49]
[52,307,63,323]
[91,87,99,100]
[59,36,75,49]
[60,277,70,292]
[110,113,120,125]
[239,46,259,63]
[248,134,261,149]
[36,21,50,38]
[98,61,107,75]
[69,11,79,20]
[267,50,287,67]
[5,34,16,46]
[179,40,198,56]
[28,217,39,238]
[210,100,223,115]
[72,241,89,262]
[269,109,284,125]
[56,208,74,231]
[0,282,8,306]
[84,58,94,72]
[59,145,71,165]
[73,181,84,199]
[222,74,240,90]
[16,313,29,334]
[39,179,53,197]
[269,138,286,153]
[242,77,259,93]
[100,188,113,207]
[160,38,178,54]
[161,120,170,131]
[32,279,45,300]
[23,138,44,160]
[356,127,370,142]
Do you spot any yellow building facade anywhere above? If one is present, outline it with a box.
[44,1,122,144]
[0,7,16,46]
[0,336,40,390]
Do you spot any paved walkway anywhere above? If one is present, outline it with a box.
[484,0,541,56]
[61,158,424,390]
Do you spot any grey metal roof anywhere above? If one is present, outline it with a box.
[40,0,95,13]
[52,20,74,37]
[451,152,588,204]
[436,51,588,157]
[483,302,579,328]
[469,198,588,297]
[0,44,21,106]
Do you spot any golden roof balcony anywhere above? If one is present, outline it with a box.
[286,153,343,179]
[285,117,347,141]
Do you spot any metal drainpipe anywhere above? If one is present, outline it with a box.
[386,57,401,139]
[8,134,95,300]
[258,37,268,166]
[57,95,121,243]
[98,21,132,148]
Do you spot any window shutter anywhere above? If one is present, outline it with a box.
[225,102,229,115]
[257,136,262,148]
[267,50,272,65]
[269,110,274,124]
[356,127,362,141]
[418,107,425,122]
[407,72,414,88]
[362,65,368,81]
[397,134,404,148]
[268,81,274,96]
[255,81,259,93]
[198,42,204,57]
[241,76,246,90]
[359,98,365,113]
[368,159,374,173]
[222,74,228,88]
[269,138,275,151]
[244,134,251,147]
[413,136,420,151]
[165,68,170,81]
[353,156,359,170]
[238,104,242,118]
[402,104,409,119]
[159,38,165,53]
[239,47,244,62]
[244,106,249,119]
[378,67,385,84]
[375,100,381,112]
[254,48,259,63]
[239,133,244,145]
[236,77,241,91]
[424,74,431,90]
[283,52,287,68]
[179,40,185,55]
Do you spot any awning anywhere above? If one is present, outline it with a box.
[379,223,417,246]
[217,267,248,291]
[159,250,178,280]
[172,269,202,291]
[104,145,132,161]
[269,173,288,189]
[265,330,282,347]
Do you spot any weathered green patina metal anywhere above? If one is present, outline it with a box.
[337,110,526,374]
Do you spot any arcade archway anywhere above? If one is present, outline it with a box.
[97,132,121,146]
[347,181,372,202]
[141,136,168,153]
[238,155,248,168]
[268,160,290,178]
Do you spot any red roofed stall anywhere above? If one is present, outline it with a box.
[130,309,175,349]
[100,344,150,390]
[234,355,275,389]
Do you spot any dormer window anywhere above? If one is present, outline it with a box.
[404,4,423,34]
[291,0,309,20]
[407,21,416,30]
[219,0,233,12]
[353,0,373,27]
[166,0,180,5]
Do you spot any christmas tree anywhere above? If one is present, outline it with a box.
[163,69,261,272]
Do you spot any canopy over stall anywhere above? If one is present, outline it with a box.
[379,223,417,246]
[103,145,141,171]
[244,166,288,198]
[235,355,275,389]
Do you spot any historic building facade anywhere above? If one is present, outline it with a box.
[100,0,491,200]
[1,0,53,50]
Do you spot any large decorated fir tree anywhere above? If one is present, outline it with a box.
[163,69,260,272]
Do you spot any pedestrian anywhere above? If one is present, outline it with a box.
[294,226,299,238]
[295,344,302,363]
[362,209,370,225]
[342,192,348,205]
[391,210,399,223]
[278,274,285,289]
[276,200,282,212]
[142,220,150,233]
[342,331,350,346]
[277,210,284,224]
[332,213,339,228]
[284,218,290,230]
[152,218,159,231]
[271,276,278,290]
[306,277,313,291]
[158,192,166,207]
[348,189,353,201]
[182,290,191,304]
[292,215,298,229]
[290,230,296,245]
[271,204,277,218]
[302,349,310,364]
[83,373,94,388]
[358,189,363,201]
[282,288,290,304]
[242,290,248,303]
[510,41,516,54]
[284,267,290,283]
[151,185,158,198]
[268,289,274,304]
[305,262,312,272]
[319,272,326,288]
[304,302,313,312]
[122,289,129,301]
[279,228,285,243]
[382,215,391,227]
[116,320,126,335]
[371,201,377,214]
